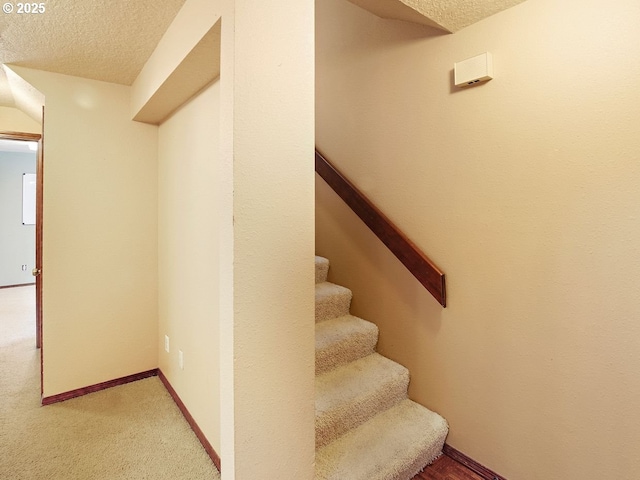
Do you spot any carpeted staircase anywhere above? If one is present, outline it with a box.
[315,256,448,480]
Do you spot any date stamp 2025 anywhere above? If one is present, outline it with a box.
[3,3,46,14]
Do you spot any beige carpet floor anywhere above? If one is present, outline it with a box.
[0,285,221,480]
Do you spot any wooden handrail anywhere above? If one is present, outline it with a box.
[315,150,446,307]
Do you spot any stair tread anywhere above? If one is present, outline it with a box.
[315,256,330,284]
[316,353,409,448]
[316,398,448,480]
[315,281,351,301]
[315,282,352,322]
[315,315,378,374]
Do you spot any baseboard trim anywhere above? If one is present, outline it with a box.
[158,369,221,472]
[443,444,507,480]
[41,369,159,406]
[0,283,35,289]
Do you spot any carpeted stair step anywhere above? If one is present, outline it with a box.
[315,282,352,323]
[315,315,379,375]
[315,256,330,284]
[315,398,449,480]
[316,353,409,449]
[313,254,449,479]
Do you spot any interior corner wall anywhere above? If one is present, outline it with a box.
[158,80,221,453]
[316,0,640,478]
[0,106,41,134]
[0,151,36,286]
[10,67,159,397]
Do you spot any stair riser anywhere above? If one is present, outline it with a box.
[315,295,351,323]
[316,372,409,449]
[315,257,330,284]
[316,334,377,375]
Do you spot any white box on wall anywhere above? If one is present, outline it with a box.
[454,52,493,87]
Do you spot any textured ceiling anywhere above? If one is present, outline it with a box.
[0,0,186,119]
[347,0,527,32]
[0,0,523,120]
[412,0,528,32]
[0,0,186,85]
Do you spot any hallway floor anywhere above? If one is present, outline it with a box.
[0,285,219,480]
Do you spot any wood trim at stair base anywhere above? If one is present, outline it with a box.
[158,370,221,472]
[443,444,507,480]
[0,283,35,289]
[41,369,159,406]
[315,149,446,307]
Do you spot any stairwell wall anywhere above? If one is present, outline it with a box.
[316,0,640,478]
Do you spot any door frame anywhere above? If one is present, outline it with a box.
[0,126,44,391]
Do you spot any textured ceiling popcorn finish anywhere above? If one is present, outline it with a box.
[0,0,524,117]
[0,0,186,85]
[347,0,527,31]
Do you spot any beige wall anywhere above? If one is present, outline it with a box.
[218,0,316,477]
[0,106,41,133]
[158,80,221,452]
[12,67,159,397]
[142,0,316,477]
[316,0,640,478]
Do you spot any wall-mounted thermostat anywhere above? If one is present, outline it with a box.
[454,52,493,88]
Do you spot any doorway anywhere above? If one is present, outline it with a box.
[0,130,43,394]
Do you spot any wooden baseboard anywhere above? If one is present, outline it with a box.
[443,444,507,480]
[41,369,158,406]
[158,369,221,472]
[0,283,36,289]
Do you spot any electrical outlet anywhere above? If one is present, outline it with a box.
[178,350,184,370]
[21,265,27,271]
[164,335,170,353]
